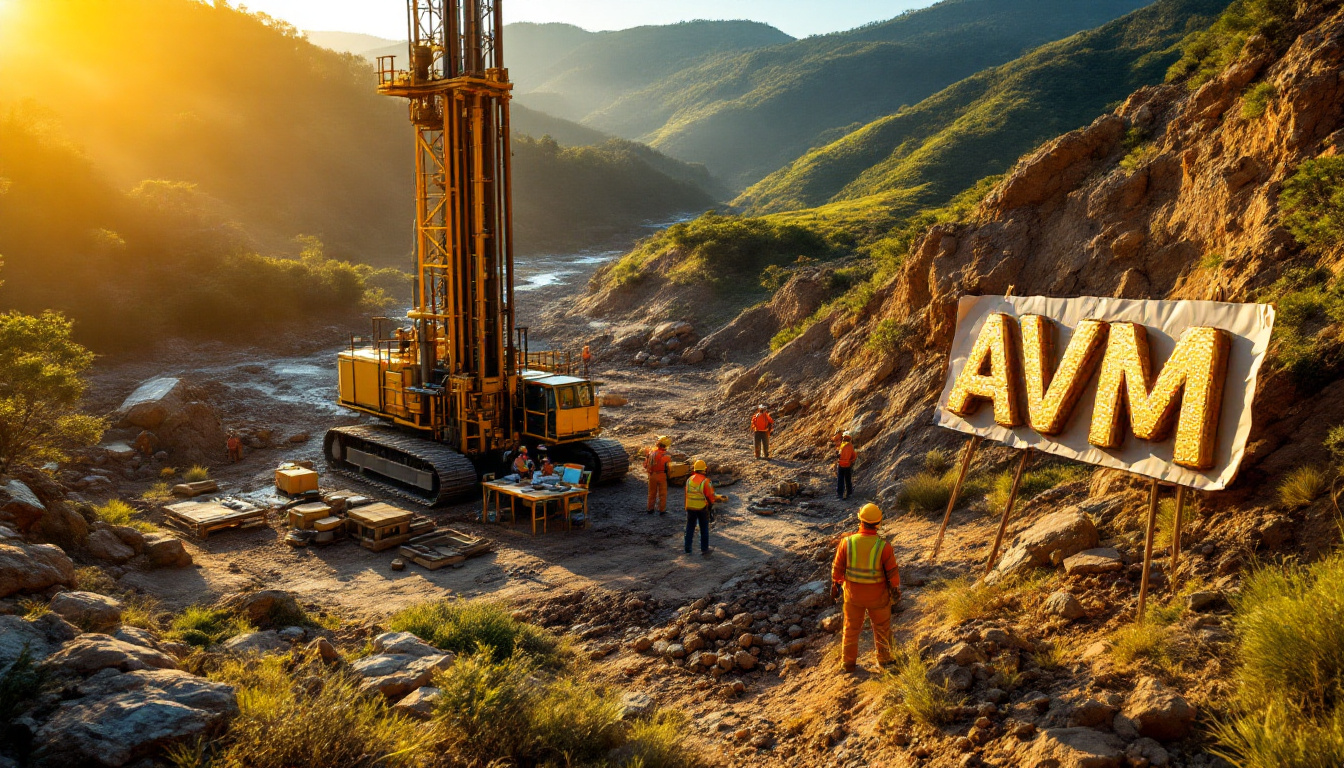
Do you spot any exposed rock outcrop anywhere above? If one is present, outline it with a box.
[0,528,76,598]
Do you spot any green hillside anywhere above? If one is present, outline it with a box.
[586,0,1156,189]
[512,104,612,147]
[515,20,793,123]
[738,0,1230,214]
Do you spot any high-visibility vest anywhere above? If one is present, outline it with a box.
[838,441,857,467]
[646,449,670,474]
[844,534,888,584]
[686,474,710,510]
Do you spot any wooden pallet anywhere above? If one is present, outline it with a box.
[164,499,267,539]
[410,529,494,557]
[398,542,466,570]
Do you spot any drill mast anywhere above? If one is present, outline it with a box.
[379,0,515,456]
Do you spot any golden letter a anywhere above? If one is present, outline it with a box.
[946,313,1022,427]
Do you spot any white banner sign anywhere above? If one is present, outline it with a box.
[935,295,1275,491]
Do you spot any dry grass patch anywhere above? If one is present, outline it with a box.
[1278,466,1327,508]
[880,643,961,728]
[183,465,210,483]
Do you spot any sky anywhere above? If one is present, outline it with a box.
[237,0,939,40]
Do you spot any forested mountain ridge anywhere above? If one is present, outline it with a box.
[585,0,1158,189]
[736,0,1232,214]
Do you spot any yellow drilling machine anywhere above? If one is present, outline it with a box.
[324,0,628,505]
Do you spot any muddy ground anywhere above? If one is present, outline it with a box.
[79,246,1019,767]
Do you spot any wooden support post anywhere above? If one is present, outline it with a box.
[1170,484,1186,580]
[985,449,1032,576]
[931,435,981,562]
[1137,479,1161,621]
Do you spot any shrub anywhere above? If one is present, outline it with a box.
[1212,553,1344,766]
[168,606,254,649]
[1278,466,1326,507]
[1327,425,1344,464]
[183,465,210,483]
[760,263,791,292]
[74,565,117,594]
[1109,619,1181,671]
[1242,81,1276,119]
[433,649,539,761]
[881,643,960,727]
[160,466,178,478]
[865,318,912,356]
[924,576,1009,626]
[178,656,425,768]
[1281,156,1344,252]
[121,594,165,632]
[0,311,105,472]
[1120,142,1158,173]
[1259,268,1344,387]
[389,599,560,665]
[770,323,806,352]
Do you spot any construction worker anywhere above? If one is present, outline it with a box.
[226,433,243,463]
[835,430,857,500]
[645,436,672,515]
[831,503,901,672]
[750,404,775,460]
[684,459,724,555]
[539,452,556,477]
[582,345,592,376]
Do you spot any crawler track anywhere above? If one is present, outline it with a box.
[324,425,478,506]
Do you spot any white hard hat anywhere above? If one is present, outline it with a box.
[842,430,852,437]
[758,404,766,410]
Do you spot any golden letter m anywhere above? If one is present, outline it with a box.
[1089,323,1230,470]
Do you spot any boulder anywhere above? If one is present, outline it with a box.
[141,533,192,568]
[1063,548,1124,576]
[0,612,80,673]
[115,377,188,431]
[220,631,291,655]
[1123,677,1196,741]
[31,501,90,549]
[939,642,987,666]
[87,529,136,564]
[50,591,124,632]
[988,509,1100,584]
[218,589,301,627]
[0,479,46,533]
[373,631,441,657]
[928,662,973,691]
[308,636,339,663]
[33,668,238,767]
[1018,727,1124,768]
[620,691,655,720]
[0,538,76,598]
[113,626,162,651]
[44,634,179,676]
[350,651,455,700]
[1185,590,1226,612]
[109,525,145,553]
[734,651,756,671]
[394,685,442,719]
[1044,590,1086,621]
[1126,737,1170,767]
[158,401,226,464]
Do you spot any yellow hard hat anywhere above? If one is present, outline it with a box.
[693,459,707,472]
[657,435,671,448]
[858,503,883,525]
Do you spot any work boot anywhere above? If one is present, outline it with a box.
[842,662,857,673]
[645,509,654,515]
[658,509,666,516]
[702,547,714,556]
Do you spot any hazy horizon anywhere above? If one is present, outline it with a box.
[241,0,939,41]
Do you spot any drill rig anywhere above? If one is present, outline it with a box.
[323,0,628,505]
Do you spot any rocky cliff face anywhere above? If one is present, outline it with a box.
[729,0,1344,509]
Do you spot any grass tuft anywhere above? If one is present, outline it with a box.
[1242,81,1276,119]
[183,465,210,483]
[1212,553,1344,766]
[880,643,960,727]
[168,606,255,649]
[985,464,1089,515]
[141,481,173,503]
[93,499,157,532]
[1278,466,1327,508]
[389,599,560,665]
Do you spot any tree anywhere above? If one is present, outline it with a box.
[0,311,104,473]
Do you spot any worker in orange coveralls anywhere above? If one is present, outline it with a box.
[750,404,775,460]
[226,434,243,463]
[831,503,901,672]
[645,436,672,516]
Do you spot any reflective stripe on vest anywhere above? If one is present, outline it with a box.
[686,475,709,510]
[844,534,886,584]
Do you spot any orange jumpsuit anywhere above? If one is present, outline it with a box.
[831,525,901,667]
[645,447,671,513]
[751,411,775,459]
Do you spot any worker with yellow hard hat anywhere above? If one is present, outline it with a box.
[684,459,724,555]
[831,503,901,672]
[644,436,672,516]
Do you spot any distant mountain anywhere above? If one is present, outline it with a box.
[587,0,1157,189]
[512,104,611,148]
[515,20,793,123]
[738,0,1230,214]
